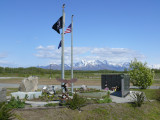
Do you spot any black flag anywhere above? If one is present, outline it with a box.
[52,16,63,34]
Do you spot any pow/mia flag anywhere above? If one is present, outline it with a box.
[52,16,63,34]
[58,40,62,49]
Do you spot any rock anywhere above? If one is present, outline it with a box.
[0,87,6,102]
[19,76,38,92]
[81,85,88,90]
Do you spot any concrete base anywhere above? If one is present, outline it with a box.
[11,91,42,100]
[25,101,59,107]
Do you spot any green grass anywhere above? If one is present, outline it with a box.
[85,102,160,120]
[44,103,59,107]
[6,88,18,96]
[153,79,160,86]
[14,101,160,120]
[154,73,160,79]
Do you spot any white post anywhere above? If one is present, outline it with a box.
[71,15,74,94]
[61,4,65,92]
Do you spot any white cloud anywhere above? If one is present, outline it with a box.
[0,52,7,58]
[0,60,17,67]
[35,45,145,64]
[36,45,55,50]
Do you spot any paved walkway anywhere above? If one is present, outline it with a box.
[0,83,160,89]
[25,101,59,107]
[0,77,23,79]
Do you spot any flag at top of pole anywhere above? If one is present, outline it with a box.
[52,16,63,34]
[64,24,72,34]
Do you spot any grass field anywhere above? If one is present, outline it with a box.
[13,101,160,120]
[0,72,160,86]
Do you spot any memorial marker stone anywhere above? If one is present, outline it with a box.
[101,74,130,97]
[19,76,38,92]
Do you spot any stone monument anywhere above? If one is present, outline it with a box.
[19,76,38,92]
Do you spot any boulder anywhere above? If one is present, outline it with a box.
[19,76,38,92]
[0,87,6,102]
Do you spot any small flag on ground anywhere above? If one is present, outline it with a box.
[58,40,62,49]
[64,24,72,34]
[52,16,63,34]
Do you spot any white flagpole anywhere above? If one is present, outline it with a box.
[71,15,74,94]
[61,4,65,92]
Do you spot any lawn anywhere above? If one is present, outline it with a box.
[13,101,160,120]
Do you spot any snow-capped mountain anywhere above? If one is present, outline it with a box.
[148,64,160,69]
[40,60,130,71]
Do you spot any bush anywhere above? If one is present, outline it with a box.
[7,96,25,109]
[129,58,154,89]
[0,102,15,120]
[66,93,86,110]
[131,91,145,107]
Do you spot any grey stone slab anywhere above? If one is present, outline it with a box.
[19,76,38,92]
[0,87,6,102]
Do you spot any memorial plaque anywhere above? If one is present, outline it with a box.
[101,74,130,97]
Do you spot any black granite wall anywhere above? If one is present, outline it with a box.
[101,74,130,97]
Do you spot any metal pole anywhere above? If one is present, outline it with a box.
[61,4,65,92]
[71,15,74,94]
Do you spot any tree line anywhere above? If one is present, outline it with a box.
[0,66,124,76]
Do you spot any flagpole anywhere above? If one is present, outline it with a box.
[61,4,65,92]
[71,15,74,94]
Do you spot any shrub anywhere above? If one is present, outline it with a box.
[7,96,25,109]
[131,91,145,107]
[0,102,15,120]
[66,93,86,110]
[129,58,154,89]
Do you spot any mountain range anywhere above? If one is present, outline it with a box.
[39,60,130,71]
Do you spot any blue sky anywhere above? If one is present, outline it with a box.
[0,0,160,68]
